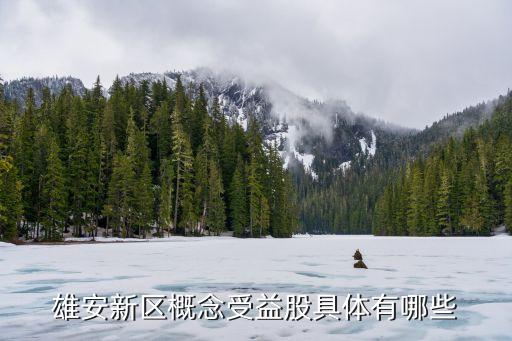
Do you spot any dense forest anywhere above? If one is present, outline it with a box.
[294,96,508,235]
[373,94,512,236]
[0,76,298,242]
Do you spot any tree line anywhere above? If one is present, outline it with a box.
[0,76,298,241]
[373,94,512,236]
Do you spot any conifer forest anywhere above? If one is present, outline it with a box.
[0,77,298,241]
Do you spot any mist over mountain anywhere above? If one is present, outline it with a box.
[2,69,505,233]
[3,69,414,176]
[3,76,86,106]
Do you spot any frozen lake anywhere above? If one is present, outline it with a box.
[0,235,511,340]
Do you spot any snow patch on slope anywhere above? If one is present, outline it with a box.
[276,124,318,180]
[338,160,352,174]
[294,151,314,172]
[359,130,377,156]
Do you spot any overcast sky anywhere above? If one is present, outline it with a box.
[1,0,511,128]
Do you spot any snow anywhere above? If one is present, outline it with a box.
[493,225,508,236]
[293,150,316,179]
[338,160,352,174]
[294,151,314,172]
[237,108,248,130]
[311,170,318,180]
[359,130,377,157]
[1,235,510,340]
[278,123,318,179]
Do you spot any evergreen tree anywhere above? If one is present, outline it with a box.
[171,102,195,234]
[104,153,135,237]
[407,162,426,235]
[229,156,247,237]
[150,102,172,167]
[2,76,301,240]
[206,159,226,235]
[193,146,208,234]
[109,76,129,151]
[126,114,153,238]
[41,134,66,241]
[504,175,512,232]
[66,98,90,237]
[282,171,299,236]
[221,125,237,195]
[101,101,118,189]
[248,155,269,237]
[436,168,452,235]
[14,89,37,229]
[191,85,208,152]
[211,97,227,151]
[0,155,22,241]
[157,159,174,236]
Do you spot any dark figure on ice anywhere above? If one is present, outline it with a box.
[353,249,367,269]
[353,249,363,261]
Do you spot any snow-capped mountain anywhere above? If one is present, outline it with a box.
[118,68,396,179]
[119,69,274,133]
[3,76,86,107]
[2,69,409,179]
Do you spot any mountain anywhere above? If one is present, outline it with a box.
[2,69,506,233]
[117,68,415,181]
[3,76,86,107]
[374,92,512,236]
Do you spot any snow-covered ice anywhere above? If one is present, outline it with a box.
[0,235,511,340]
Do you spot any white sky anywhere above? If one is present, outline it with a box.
[0,0,511,128]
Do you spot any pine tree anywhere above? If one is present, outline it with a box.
[1,76,303,240]
[248,155,269,237]
[282,171,299,236]
[66,98,90,237]
[157,158,174,236]
[460,190,485,235]
[126,114,153,238]
[423,157,439,234]
[221,125,237,195]
[191,85,208,152]
[101,100,118,190]
[33,123,60,240]
[104,153,135,238]
[211,97,227,151]
[171,102,195,234]
[504,175,512,233]
[49,86,72,158]
[267,142,287,237]
[0,95,16,154]
[0,155,22,241]
[150,102,172,167]
[86,108,104,238]
[229,156,247,237]
[407,162,426,235]
[436,168,452,235]
[193,146,208,234]
[206,159,226,235]
[14,89,37,230]
[493,135,512,221]
[41,134,66,241]
[109,76,129,151]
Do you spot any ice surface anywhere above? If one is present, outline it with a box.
[0,235,511,340]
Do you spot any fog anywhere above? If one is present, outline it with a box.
[1,0,511,128]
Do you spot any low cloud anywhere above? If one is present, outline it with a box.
[1,0,511,128]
